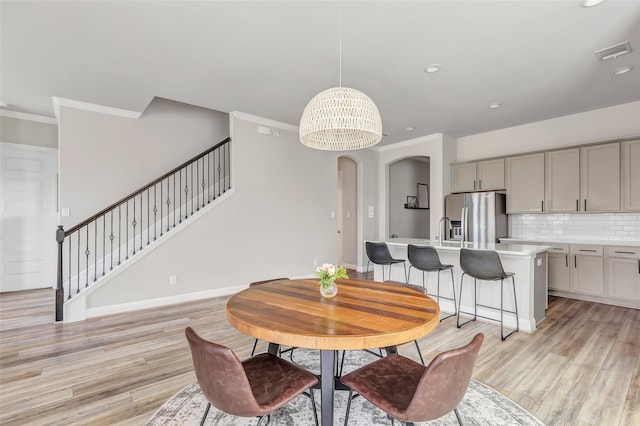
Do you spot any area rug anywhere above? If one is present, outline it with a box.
[147,349,544,426]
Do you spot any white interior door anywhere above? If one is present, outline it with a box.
[0,143,57,292]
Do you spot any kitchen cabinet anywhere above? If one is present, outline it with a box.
[545,149,580,212]
[570,244,604,296]
[547,244,570,292]
[606,246,640,301]
[506,153,544,213]
[622,139,640,211]
[580,143,620,212]
[452,159,504,192]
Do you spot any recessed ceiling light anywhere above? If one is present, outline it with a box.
[580,0,606,7]
[613,66,633,75]
[406,127,415,131]
[488,103,501,109]
[424,64,441,73]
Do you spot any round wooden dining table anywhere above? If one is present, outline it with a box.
[226,278,440,426]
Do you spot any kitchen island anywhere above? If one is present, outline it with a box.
[374,238,550,333]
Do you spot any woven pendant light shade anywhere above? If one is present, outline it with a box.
[299,86,383,151]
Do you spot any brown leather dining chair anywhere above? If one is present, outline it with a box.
[185,327,319,426]
[341,333,484,426]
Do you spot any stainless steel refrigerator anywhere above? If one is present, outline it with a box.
[444,192,508,243]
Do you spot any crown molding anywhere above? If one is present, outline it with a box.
[0,109,57,125]
[52,97,142,122]
[231,111,299,133]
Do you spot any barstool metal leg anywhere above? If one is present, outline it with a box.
[366,261,372,280]
[457,272,477,328]
[500,276,519,341]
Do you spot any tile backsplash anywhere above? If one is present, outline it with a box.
[510,213,640,243]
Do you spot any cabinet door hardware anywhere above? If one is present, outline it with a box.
[579,249,597,252]
[473,180,476,190]
[479,179,482,189]
[584,199,587,211]
[574,256,577,268]
[553,247,563,251]
[541,200,544,211]
[576,200,579,211]
[614,251,636,255]
[565,254,568,267]
[638,259,639,274]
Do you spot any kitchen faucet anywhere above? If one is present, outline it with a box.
[438,216,451,246]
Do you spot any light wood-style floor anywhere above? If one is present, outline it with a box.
[1,275,639,425]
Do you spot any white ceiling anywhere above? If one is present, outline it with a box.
[2,1,639,145]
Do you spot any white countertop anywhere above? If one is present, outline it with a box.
[501,237,640,247]
[384,238,550,256]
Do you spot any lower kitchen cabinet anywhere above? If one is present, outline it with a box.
[606,247,640,301]
[570,244,604,296]
[548,244,570,292]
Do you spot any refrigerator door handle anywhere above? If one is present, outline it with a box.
[462,207,468,242]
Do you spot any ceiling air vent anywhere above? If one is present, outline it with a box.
[594,41,632,61]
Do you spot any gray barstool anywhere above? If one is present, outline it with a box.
[407,244,457,321]
[365,241,408,283]
[457,248,519,341]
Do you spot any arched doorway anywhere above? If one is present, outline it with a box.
[337,157,358,268]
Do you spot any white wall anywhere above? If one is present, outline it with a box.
[82,112,381,310]
[58,97,229,228]
[456,101,640,161]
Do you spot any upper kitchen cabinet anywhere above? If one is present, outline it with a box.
[506,153,544,213]
[622,139,640,211]
[452,159,504,192]
[580,142,620,212]
[545,148,580,212]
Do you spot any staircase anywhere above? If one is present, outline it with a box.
[55,137,231,321]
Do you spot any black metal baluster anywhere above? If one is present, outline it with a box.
[110,211,114,271]
[118,205,122,265]
[173,173,176,227]
[191,162,194,215]
[201,157,206,208]
[179,169,183,223]
[217,148,221,197]
[207,152,210,203]
[153,185,157,241]
[166,178,170,232]
[84,227,89,288]
[77,232,80,294]
[140,193,143,250]
[147,190,150,246]
[68,236,72,300]
[126,201,129,260]
[102,214,106,276]
[223,143,226,192]
[184,168,189,218]
[196,159,200,211]
[94,220,97,282]
[160,180,163,237]
[132,196,137,255]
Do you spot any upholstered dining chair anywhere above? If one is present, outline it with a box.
[341,333,484,426]
[248,277,290,356]
[365,242,408,283]
[185,327,319,426]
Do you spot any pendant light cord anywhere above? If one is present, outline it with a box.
[339,2,342,87]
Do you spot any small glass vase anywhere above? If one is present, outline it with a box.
[320,281,338,298]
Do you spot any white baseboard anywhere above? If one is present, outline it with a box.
[86,284,247,319]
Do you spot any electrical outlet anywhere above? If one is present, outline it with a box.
[169,275,177,286]
[313,258,318,266]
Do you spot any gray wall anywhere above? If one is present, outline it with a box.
[388,157,430,238]
[0,116,58,148]
[86,113,380,308]
[58,97,229,227]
